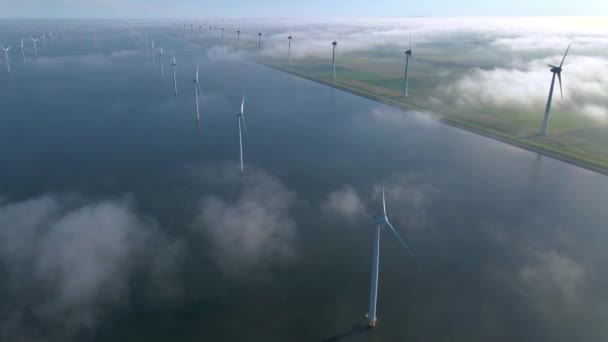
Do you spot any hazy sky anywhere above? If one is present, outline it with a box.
[2,0,608,18]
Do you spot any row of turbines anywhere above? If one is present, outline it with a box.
[175,22,571,137]
[127,27,249,174]
[0,26,71,76]
[134,25,414,328]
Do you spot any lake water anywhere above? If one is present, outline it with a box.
[1,22,608,342]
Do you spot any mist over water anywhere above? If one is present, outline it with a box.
[1,21,608,341]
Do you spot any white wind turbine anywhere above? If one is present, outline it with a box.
[403,33,413,97]
[193,65,202,123]
[331,40,338,79]
[151,40,156,68]
[539,44,571,136]
[40,33,46,52]
[1,44,12,75]
[159,45,164,80]
[366,154,415,328]
[237,29,241,50]
[235,96,248,173]
[288,34,293,66]
[172,52,178,96]
[31,37,39,57]
[20,37,26,63]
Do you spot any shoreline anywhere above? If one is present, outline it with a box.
[258,61,608,177]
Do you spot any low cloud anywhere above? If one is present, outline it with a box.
[435,55,608,121]
[191,168,298,277]
[0,194,184,340]
[32,49,138,68]
[369,107,438,128]
[321,185,368,223]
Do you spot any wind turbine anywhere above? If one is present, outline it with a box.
[40,33,46,52]
[236,96,248,173]
[403,33,413,97]
[31,37,38,57]
[159,45,164,80]
[539,44,571,136]
[237,29,241,50]
[172,52,178,96]
[366,153,415,328]
[221,28,224,45]
[258,32,262,49]
[194,65,202,123]
[331,40,338,79]
[288,35,293,66]
[151,40,156,68]
[20,37,26,63]
[1,44,12,75]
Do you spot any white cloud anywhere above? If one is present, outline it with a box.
[321,185,368,223]
[191,168,298,277]
[369,107,438,128]
[0,194,184,338]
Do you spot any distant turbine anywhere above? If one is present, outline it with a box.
[258,32,262,49]
[20,37,26,63]
[237,29,241,50]
[403,33,413,97]
[151,40,156,68]
[194,65,202,123]
[40,33,46,52]
[236,96,248,173]
[288,35,292,66]
[221,28,224,45]
[540,44,571,136]
[1,44,12,75]
[172,52,178,96]
[31,37,38,57]
[367,153,414,328]
[159,45,164,80]
[331,40,338,79]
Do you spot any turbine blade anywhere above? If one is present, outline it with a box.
[242,114,249,139]
[238,117,244,173]
[559,44,571,68]
[557,72,563,100]
[386,221,415,257]
[241,96,245,115]
[409,32,411,50]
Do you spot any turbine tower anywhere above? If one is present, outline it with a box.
[20,37,26,63]
[258,32,262,49]
[403,33,413,97]
[331,40,338,79]
[40,33,46,52]
[288,35,293,66]
[172,52,178,96]
[367,154,415,328]
[151,40,156,68]
[236,96,248,173]
[237,29,241,50]
[1,44,12,75]
[221,28,224,45]
[539,44,570,136]
[159,45,164,80]
[194,65,202,123]
[31,37,38,57]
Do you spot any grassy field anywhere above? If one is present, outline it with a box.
[185,33,608,175]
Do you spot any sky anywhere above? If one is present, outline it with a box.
[2,0,608,18]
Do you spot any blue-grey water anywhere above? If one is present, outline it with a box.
[1,22,608,342]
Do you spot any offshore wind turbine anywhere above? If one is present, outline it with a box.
[1,44,12,75]
[151,40,156,68]
[403,33,413,97]
[221,28,224,45]
[40,33,46,52]
[236,96,248,173]
[31,37,39,57]
[237,29,241,50]
[193,65,202,123]
[172,52,178,96]
[20,37,26,63]
[258,32,262,49]
[366,153,415,328]
[159,45,164,80]
[539,44,570,136]
[288,34,293,66]
[331,40,338,79]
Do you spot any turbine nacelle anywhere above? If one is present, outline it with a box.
[332,40,337,46]
[405,49,412,56]
[548,64,562,73]
[373,216,388,225]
